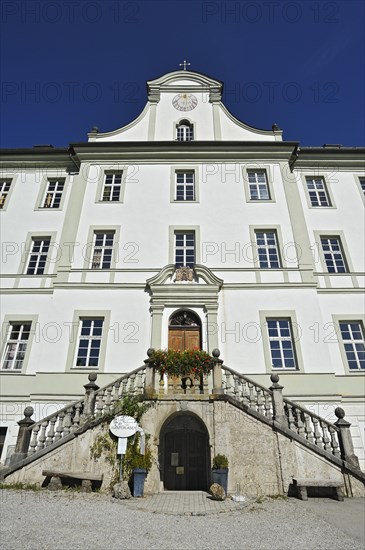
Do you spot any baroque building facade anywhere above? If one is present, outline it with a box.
[0,69,364,475]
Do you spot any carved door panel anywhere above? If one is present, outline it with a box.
[168,328,201,351]
[185,330,200,350]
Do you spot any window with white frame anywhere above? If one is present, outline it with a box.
[75,319,104,367]
[91,232,115,269]
[255,231,281,268]
[320,237,347,273]
[176,121,193,141]
[1,323,31,370]
[26,238,51,274]
[175,172,195,201]
[0,180,12,209]
[267,319,297,369]
[101,173,122,201]
[247,170,270,200]
[175,231,195,267]
[42,179,65,208]
[339,321,365,370]
[359,177,365,197]
[305,177,331,206]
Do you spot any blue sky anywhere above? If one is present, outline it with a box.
[1,0,364,148]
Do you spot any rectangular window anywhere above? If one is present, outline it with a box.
[75,319,104,367]
[255,231,280,268]
[267,319,297,369]
[306,177,331,206]
[175,232,195,267]
[339,322,365,371]
[247,170,270,200]
[1,323,31,370]
[321,237,347,273]
[26,238,50,274]
[42,179,64,208]
[0,180,12,209]
[101,173,122,201]
[91,232,115,269]
[175,172,195,201]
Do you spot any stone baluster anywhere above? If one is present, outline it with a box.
[82,373,99,419]
[112,381,121,403]
[257,389,265,415]
[296,410,305,436]
[10,406,35,464]
[212,349,224,395]
[95,391,105,416]
[71,403,82,432]
[121,378,128,395]
[320,421,331,451]
[303,413,315,444]
[37,420,49,451]
[241,379,250,407]
[329,426,341,457]
[54,412,65,442]
[128,373,136,394]
[334,407,360,468]
[312,417,323,448]
[203,374,209,395]
[46,417,57,445]
[286,405,296,431]
[29,424,40,454]
[104,387,113,413]
[247,382,255,408]
[264,392,272,417]
[233,375,240,398]
[62,408,73,436]
[270,374,286,426]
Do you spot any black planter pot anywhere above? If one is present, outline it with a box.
[212,468,228,494]
[132,468,146,497]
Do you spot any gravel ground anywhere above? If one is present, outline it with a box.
[0,490,364,550]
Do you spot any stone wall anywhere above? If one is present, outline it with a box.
[4,397,364,498]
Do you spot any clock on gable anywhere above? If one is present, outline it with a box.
[172,93,198,111]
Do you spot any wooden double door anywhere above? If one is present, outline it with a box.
[162,414,209,491]
[168,327,200,351]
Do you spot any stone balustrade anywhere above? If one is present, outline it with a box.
[23,366,146,460]
[12,349,360,474]
[222,366,274,418]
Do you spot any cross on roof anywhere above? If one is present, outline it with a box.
[179,60,191,71]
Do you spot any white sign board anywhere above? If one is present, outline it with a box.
[109,415,138,438]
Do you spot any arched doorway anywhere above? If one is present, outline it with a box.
[160,413,210,491]
[168,310,201,351]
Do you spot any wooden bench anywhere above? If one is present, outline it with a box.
[42,470,103,493]
[293,478,344,501]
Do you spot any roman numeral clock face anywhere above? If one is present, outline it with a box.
[172,93,198,111]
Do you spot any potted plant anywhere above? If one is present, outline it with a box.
[149,349,215,378]
[124,434,152,497]
[212,453,229,494]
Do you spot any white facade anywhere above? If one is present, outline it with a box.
[0,70,364,466]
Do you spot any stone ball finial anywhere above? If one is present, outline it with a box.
[270,373,280,384]
[212,349,220,358]
[335,407,345,419]
[23,406,34,418]
[88,373,97,383]
[147,348,155,357]
[91,126,99,133]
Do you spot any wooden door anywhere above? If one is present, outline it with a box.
[168,328,200,351]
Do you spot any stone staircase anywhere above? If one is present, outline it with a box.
[2,350,364,489]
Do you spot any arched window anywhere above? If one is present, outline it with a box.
[176,120,194,141]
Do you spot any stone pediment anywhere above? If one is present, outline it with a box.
[146,264,223,288]
[147,70,223,102]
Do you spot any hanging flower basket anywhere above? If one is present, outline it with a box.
[149,349,215,378]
